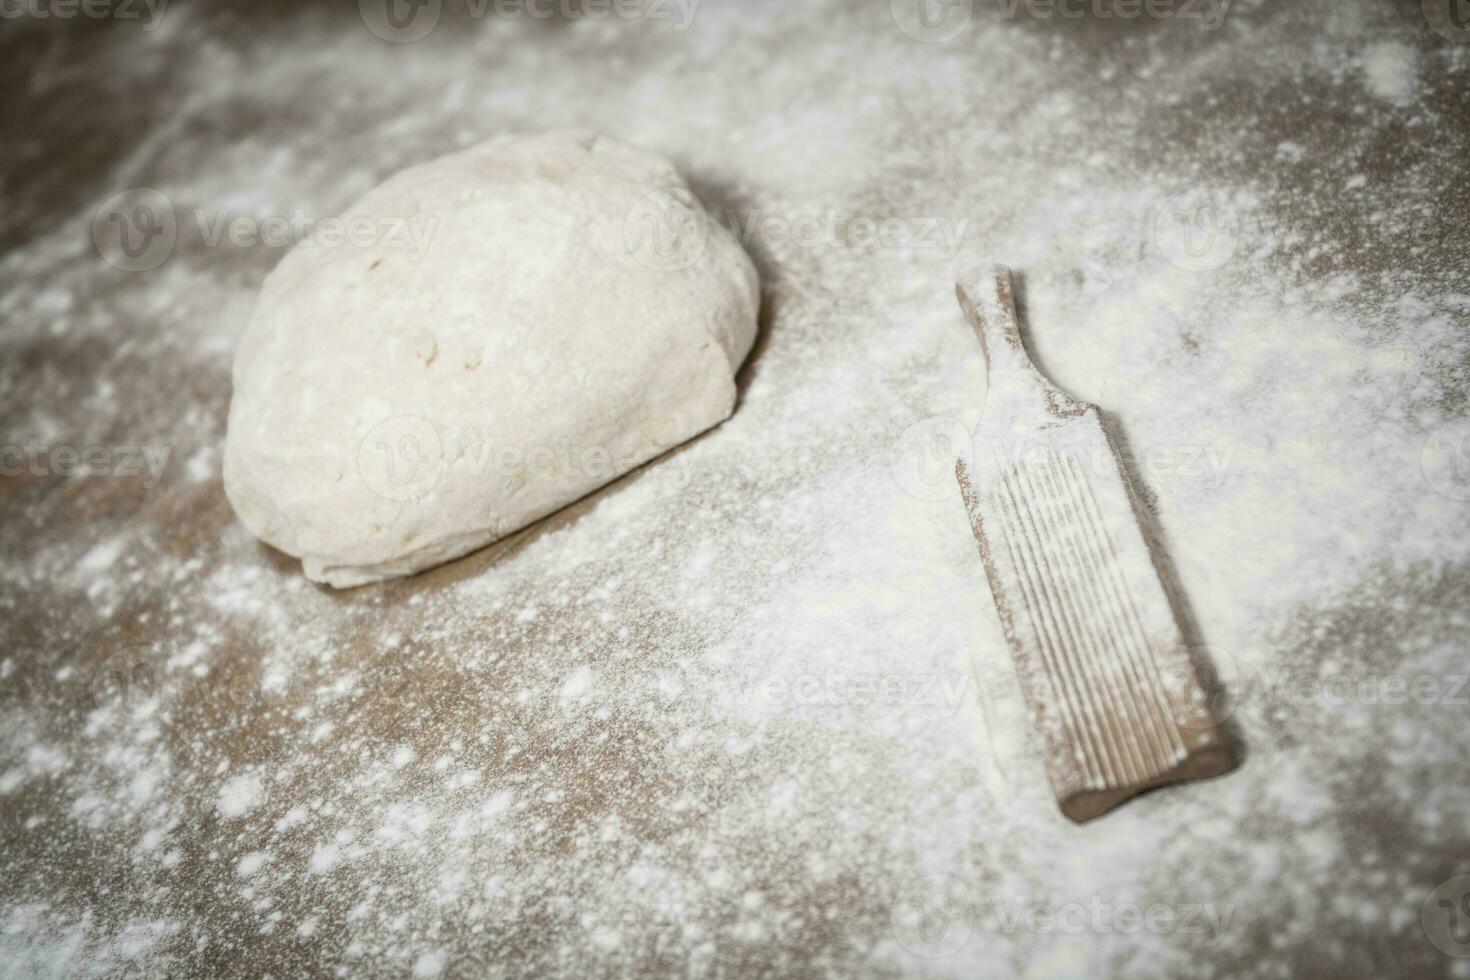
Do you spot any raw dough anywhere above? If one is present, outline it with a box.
[223,131,759,587]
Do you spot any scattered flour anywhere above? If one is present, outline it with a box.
[0,1,1466,978]
[217,774,262,819]
[1360,39,1420,105]
[236,852,268,877]
[412,949,447,978]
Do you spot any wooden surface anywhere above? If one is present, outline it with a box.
[2,2,1469,977]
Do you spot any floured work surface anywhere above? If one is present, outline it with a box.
[2,2,1468,977]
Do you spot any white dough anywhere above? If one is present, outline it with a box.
[223,131,759,587]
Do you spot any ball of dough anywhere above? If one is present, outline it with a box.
[223,131,759,587]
